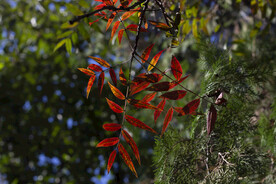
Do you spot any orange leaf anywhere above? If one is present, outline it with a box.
[147,49,166,71]
[129,81,150,96]
[118,143,138,177]
[89,56,110,68]
[141,44,154,63]
[118,29,124,44]
[126,24,147,32]
[103,123,121,131]
[87,75,96,99]
[121,8,140,21]
[142,92,157,103]
[108,82,125,100]
[103,0,114,6]
[89,19,100,26]
[78,68,95,76]
[149,20,171,30]
[107,150,117,173]
[106,98,124,113]
[109,68,117,86]
[122,130,140,165]
[128,99,160,111]
[111,21,120,40]
[207,104,217,135]
[106,13,116,31]
[161,107,173,136]
[159,90,187,100]
[171,56,183,81]
[175,98,200,116]
[98,72,105,95]
[133,73,163,83]
[119,67,127,86]
[125,115,157,134]
[88,64,103,72]
[154,98,166,123]
[96,137,119,147]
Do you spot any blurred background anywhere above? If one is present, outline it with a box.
[0,0,276,183]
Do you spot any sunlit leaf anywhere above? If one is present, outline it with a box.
[103,123,121,131]
[109,68,117,86]
[108,82,125,100]
[142,92,157,103]
[106,13,116,31]
[88,64,103,72]
[87,75,96,99]
[147,49,165,71]
[88,56,110,68]
[118,29,124,44]
[171,56,183,81]
[121,8,140,21]
[111,21,120,40]
[54,39,66,52]
[141,44,154,63]
[118,143,138,177]
[78,68,95,76]
[126,24,147,32]
[122,130,140,165]
[128,99,160,110]
[154,98,166,123]
[98,72,105,95]
[106,98,124,113]
[161,107,173,136]
[96,137,119,147]
[119,67,127,86]
[57,30,73,39]
[133,73,163,83]
[125,115,157,134]
[129,82,150,96]
[149,20,171,30]
[159,90,187,100]
[107,150,117,173]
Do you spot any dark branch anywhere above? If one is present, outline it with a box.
[69,0,147,24]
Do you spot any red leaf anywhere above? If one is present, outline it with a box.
[128,99,160,111]
[170,75,190,88]
[87,75,96,99]
[106,13,116,31]
[154,98,166,123]
[103,0,114,6]
[148,20,171,30]
[106,98,124,113]
[89,56,110,68]
[96,137,119,147]
[145,82,173,92]
[109,68,117,86]
[159,90,187,100]
[133,73,163,83]
[78,68,95,76]
[175,98,200,116]
[103,123,121,131]
[142,92,157,103]
[118,143,138,177]
[107,150,117,173]
[108,82,125,100]
[141,44,154,63]
[171,56,183,81]
[118,29,124,44]
[94,4,106,10]
[122,130,140,165]
[207,104,217,135]
[119,67,127,86]
[126,24,147,32]
[121,8,140,21]
[129,81,150,96]
[148,49,166,71]
[89,19,100,26]
[98,72,105,95]
[88,64,103,72]
[161,107,174,136]
[125,115,157,134]
[111,21,120,40]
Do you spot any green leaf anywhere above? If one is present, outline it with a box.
[61,22,79,29]
[65,38,72,54]
[71,32,78,44]
[79,0,90,8]
[57,30,73,39]
[66,4,83,16]
[54,39,66,52]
